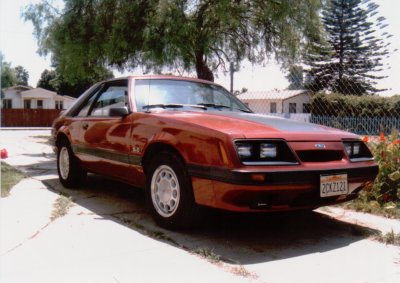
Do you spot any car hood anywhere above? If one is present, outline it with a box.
[154,111,359,141]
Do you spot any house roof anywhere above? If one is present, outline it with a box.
[237,89,310,101]
[2,85,32,92]
[21,87,57,98]
[19,88,75,102]
[61,95,75,101]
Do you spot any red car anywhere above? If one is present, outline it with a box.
[52,75,378,229]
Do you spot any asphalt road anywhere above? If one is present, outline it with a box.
[1,129,399,283]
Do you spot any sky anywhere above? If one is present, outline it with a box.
[1,0,399,95]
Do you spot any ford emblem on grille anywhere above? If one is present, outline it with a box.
[315,143,326,149]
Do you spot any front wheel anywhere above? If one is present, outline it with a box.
[57,141,86,188]
[146,152,197,229]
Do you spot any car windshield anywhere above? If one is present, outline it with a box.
[134,79,251,113]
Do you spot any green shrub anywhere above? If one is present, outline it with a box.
[310,93,400,117]
[370,131,400,202]
[362,130,400,207]
[345,131,400,217]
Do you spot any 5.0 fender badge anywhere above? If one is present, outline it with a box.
[315,143,326,149]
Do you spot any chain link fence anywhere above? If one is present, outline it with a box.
[234,0,400,137]
[236,79,400,136]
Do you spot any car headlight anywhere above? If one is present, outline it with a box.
[343,141,373,161]
[236,143,253,158]
[344,143,352,156]
[235,140,298,165]
[344,142,361,156]
[260,143,277,158]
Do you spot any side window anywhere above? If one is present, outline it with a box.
[76,80,128,117]
[77,92,99,117]
[90,86,128,116]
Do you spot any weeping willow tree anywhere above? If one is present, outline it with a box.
[24,0,322,83]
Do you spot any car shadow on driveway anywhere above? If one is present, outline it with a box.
[42,174,379,266]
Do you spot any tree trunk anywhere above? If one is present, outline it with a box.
[195,53,214,82]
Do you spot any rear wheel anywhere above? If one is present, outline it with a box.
[57,141,86,188]
[146,152,197,229]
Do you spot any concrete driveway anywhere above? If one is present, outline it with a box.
[1,129,399,283]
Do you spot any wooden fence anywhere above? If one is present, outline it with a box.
[1,109,62,127]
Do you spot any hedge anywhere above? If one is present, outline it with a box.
[310,93,400,117]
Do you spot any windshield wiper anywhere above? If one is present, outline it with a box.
[143,104,207,111]
[143,104,184,110]
[197,103,231,110]
[237,108,252,113]
[197,103,252,113]
[142,104,183,111]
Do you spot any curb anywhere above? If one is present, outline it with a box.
[0,127,52,131]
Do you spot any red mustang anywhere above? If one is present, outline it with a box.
[52,75,378,229]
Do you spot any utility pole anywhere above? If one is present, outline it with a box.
[230,62,234,93]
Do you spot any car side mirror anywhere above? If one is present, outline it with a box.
[109,106,130,117]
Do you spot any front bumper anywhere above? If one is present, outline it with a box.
[189,164,378,212]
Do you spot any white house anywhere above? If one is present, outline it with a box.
[237,89,312,122]
[2,86,75,110]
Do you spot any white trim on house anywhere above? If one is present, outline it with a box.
[2,86,75,109]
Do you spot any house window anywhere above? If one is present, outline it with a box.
[24,100,31,109]
[2,99,12,109]
[270,102,277,113]
[55,100,63,110]
[37,100,43,109]
[303,103,311,113]
[289,103,297,113]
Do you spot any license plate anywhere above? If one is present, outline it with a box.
[320,174,348,197]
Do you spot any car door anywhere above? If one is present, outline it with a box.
[73,79,136,183]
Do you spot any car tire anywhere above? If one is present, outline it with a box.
[57,141,87,188]
[146,151,197,229]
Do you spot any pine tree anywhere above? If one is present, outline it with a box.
[304,0,392,95]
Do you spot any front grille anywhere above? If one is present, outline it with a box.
[296,150,343,162]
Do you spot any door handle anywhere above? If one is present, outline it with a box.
[82,123,89,130]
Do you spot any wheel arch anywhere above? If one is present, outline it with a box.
[55,132,71,148]
[142,142,186,174]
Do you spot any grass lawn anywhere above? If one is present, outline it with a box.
[341,197,400,219]
[1,161,24,197]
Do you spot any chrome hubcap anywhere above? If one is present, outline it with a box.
[59,147,70,180]
[151,165,180,217]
